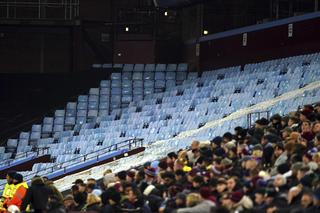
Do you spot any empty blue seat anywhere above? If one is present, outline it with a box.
[88,101,98,110]
[32,125,42,132]
[111,73,121,80]
[133,88,143,95]
[155,64,166,72]
[100,80,110,88]
[111,88,121,95]
[89,88,99,96]
[123,64,134,72]
[53,124,64,132]
[98,110,109,117]
[166,72,176,80]
[122,72,132,80]
[144,80,155,88]
[78,95,88,103]
[144,88,154,95]
[19,132,30,140]
[177,72,187,81]
[155,72,165,80]
[99,102,109,110]
[166,80,176,88]
[133,95,143,102]
[77,102,88,110]
[122,88,133,95]
[145,64,155,72]
[155,80,166,88]
[166,64,177,72]
[177,63,188,72]
[122,96,132,103]
[42,124,53,133]
[7,139,18,147]
[99,96,110,102]
[122,80,132,88]
[89,95,99,102]
[134,64,145,72]
[132,72,143,80]
[55,110,65,117]
[30,132,41,140]
[66,102,77,110]
[76,117,87,125]
[54,117,64,125]
[111,80,121,88]
[100,88,110,95]
[66,109,76,117]
[88,110,98,118]
[77,110,87,117]
[133,80,143,88]
[43,117,53,124]
[65,117,76,125]
[111,95,121,102]
[144,72,155,80]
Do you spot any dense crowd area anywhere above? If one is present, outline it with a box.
[1,103,320,213]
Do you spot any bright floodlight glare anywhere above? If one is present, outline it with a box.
[125,27,129,32]
[164,11,168,16]
[203,30,208,35]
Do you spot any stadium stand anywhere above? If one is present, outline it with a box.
[1,53,320,212]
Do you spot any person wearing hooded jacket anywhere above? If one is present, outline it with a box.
[20,176,53,213]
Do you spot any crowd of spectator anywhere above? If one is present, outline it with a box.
[1,103,320,213]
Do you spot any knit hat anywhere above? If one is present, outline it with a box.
[200,187,216,203]
[229,191,244,203]
[127,170,136,179]
[145,168,157,177]
[214,147,225,157]
[211,136,223,147]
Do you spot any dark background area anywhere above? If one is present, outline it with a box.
[0,0,319,143]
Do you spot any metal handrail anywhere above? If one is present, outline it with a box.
[0,138,143,188]
[247,110,270,128]
[0,147,50,168]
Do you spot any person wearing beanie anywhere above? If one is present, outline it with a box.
[8,173,28,211]
[126,170,136,183]
[1,171,17,210]
[144,167,157,185]
[221,190,253,213]
[101,187,122,213]
[177,192,215,213]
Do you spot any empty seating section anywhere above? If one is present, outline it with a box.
[1,54,320,190]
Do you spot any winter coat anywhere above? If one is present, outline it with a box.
[176,200,216,213]
[232,195,253,213]
[20,177,53,213]
[85,202,101,212]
